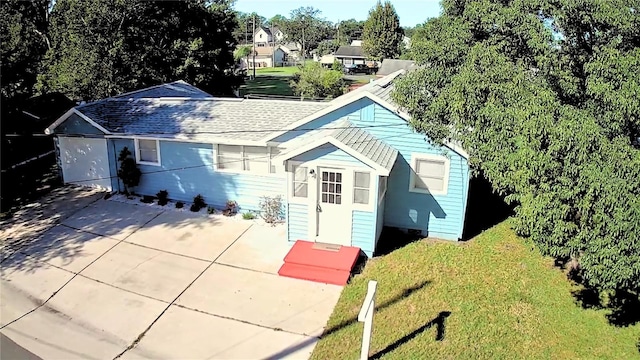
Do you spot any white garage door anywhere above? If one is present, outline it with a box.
[58,137,112,191]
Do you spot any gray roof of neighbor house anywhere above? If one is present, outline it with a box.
[377,59,418,76]
[334,45,365,58]
[72,81,329,142]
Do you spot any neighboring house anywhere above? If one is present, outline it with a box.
[334,45,367,65]
[254,26,284,47]
[238,46,288,68]
[377,59,418,76]
[402,35,412,49]
[45,72,471,257]
[350,40,363,47]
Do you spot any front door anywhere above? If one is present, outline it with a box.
[316,168,350,245]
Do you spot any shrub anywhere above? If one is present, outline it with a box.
[223,200,238,216]
[242,212,256,220]
[140,195,155,203]
[207,206,216,215]
[190,194,206,212]
[117,147,141,194]
[156,190,169,206]
[290,62,347,100]
[259,195,284,225]
[175,201,184,209]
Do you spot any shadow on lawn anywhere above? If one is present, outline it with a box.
[573,288,640,327]
[263,280,430,360]
[370,311,451,359]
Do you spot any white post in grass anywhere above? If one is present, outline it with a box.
[358,280,378,360]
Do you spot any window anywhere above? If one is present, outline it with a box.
[135,139,160,165]
[409,154,449,195]
[353,171,370,204]
[216,145,280,173]
[321,171,342,204]
[292,164,308,198]
[378,176,388,200]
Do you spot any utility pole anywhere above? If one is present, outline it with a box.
[252,14,256,79]
[302,26,305,65]
[271,22,275,68]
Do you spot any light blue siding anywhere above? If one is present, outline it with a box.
[376,196,385,245]
[352,210,376,257]
[287,203,308,242]
[55,113,104,135]
[110,139,286,212]
[291,144,369,167]
[353,100,469,240]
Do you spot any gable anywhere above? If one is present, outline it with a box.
[53,112,105,135]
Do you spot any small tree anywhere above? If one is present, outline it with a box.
[234,45,253,70]
[362,1,404,61]
[117,147,141,195]
[290,62,346,100]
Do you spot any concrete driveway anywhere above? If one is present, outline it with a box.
[0,192,342,360]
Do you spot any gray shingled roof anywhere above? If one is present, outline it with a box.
[332,122,398,172]
[278,119,398,173]
[376,59,418,76]
[77,97,329,142]
[334,45,365,58]
[114,81,213,99]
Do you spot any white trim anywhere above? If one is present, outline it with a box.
[378,176,388,206]
[274,137,392,176]
[408,153,450,196]
[106,134,267,147]
[134,138,161,166]
[287,161,309,204]
[45,108,112,135]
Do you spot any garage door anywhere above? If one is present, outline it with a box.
[58,137,112,191]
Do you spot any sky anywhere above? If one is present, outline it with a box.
[233,0,443,28]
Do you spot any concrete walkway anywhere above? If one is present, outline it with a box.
[1,196,342,359]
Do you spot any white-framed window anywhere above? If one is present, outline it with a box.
[353,171,370,205]
[135,139,161,166]
[291,163,308,198]
[378,176,388,201]
[409,153,450,195]
[216,145,280,174]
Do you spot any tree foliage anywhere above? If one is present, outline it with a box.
[337,19,365,45]
[233,11,266,45]
[362,1,404,61]
[279,7,332,56]
[38,0,238,101]
[1,0,51,108]
[290,62,346,100]
[392,0,640,295]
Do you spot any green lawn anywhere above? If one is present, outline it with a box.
[239,75,295,97]
[254,66,300,76]
[311,221,640,359]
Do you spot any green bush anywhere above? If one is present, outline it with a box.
[156,190,169,206]
[175,201,184,209]
[190,194,206,212]
[117,147,141,194]
[290,62,347,100]
[207,206,216,214]
[242,212,256,220]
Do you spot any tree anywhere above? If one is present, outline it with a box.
[362,1,404,61]
[1,0,51,114]
[315,40,339,57]
[290,62,346,100]
[336,19,365,45]
[234,12,266,45]
[233,45,252,69]
[392,0,640,297]
[280,7,332,58]
[38,0,239,101]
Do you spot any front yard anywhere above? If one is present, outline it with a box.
[311,221,640,359]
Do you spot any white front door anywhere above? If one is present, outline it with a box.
[316,167,351,246]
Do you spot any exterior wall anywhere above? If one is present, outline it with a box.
[54,113,104,135]
[287,203,308,242]
[337,56,367,65]
[351,210,376,257]
[348,98,470,240]
[375,196,385,246]
[291,144,370,167]
[109,139,286,212]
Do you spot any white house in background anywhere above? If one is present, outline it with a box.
[254,26,285,47]
[350,40,363,47]
[402,36,412,49]
[238,46,288,69]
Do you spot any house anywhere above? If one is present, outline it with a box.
[334,45,367,65]
[402,35,412,49]
[238,46,288,69]
[254,26,284,47]
[377,59,418,76]
[45,72,471,258]
[350,40,363,47]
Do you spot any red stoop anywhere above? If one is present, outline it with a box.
[278,240,361,286]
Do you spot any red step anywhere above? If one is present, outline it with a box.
[283,240,361,271]
[278,240,361,285]
[278,263,351,286]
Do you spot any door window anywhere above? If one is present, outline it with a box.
[320,170,342,205]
